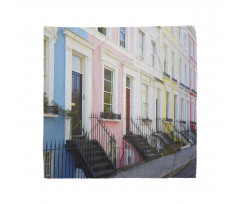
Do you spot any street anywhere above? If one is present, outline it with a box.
[169,160,196,178]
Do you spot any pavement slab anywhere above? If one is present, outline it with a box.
[112,145,196,178]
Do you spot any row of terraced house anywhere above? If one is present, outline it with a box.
[43,26,197,178]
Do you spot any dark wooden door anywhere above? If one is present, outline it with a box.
[72,71,82,136]
[126,88,130,133]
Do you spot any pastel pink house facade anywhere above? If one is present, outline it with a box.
[188,28,197,130]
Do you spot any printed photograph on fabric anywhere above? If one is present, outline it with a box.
[43,26,197,178]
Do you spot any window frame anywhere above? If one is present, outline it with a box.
[166,91,171,119]
[181,98,184,121]
[43,27,56,105]
[164,44,168,74]
[151,41,155,67]
[179,58,182,83]
[178,27,182,44]
[172,51,175,79]
[142,83,148,118]
[98,27,107,36]
[185,63,187,85]
[120,27,126,48]
[43,151,52,178]
[138,30,144,59]
[184,33,187,50]
[104,68,114,113]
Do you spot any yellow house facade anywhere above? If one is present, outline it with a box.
[160,26,189,146]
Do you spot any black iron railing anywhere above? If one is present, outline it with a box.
[44,105,58,115]
[125,117,161,156]
[100,112,121,120]
[185,86,190,90]
[90,113,116,165]
[43,140,87,178]
[141,117,152,123]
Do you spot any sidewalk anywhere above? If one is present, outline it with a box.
[112,145,196,178]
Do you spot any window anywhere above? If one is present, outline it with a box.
[120,27,126,48]
[179,59,182,83]
[171,27,175,35]
[104,69,113,112]
[195,70,197,91]
[194,44,197,61]
[187,101,190,122]
[151,41,155,67]
[185,64,187,85]
[164,44,168,73]
[98,27,106,36]
[166,92,170,119]
[190,39,193,57]
[181,98,184,121]
[44,39,47,94]
[138,31,144,59]
[43,27,56,104]
[126,76,130,88]
[178,27,181,43]
[191,67,194,89]
[43,152,52,178]
[172,51,175,79]
[184,33,187,49]
[142,84,147,118]
[191,102,194,122]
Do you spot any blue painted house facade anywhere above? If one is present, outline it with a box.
[43,27,91,178]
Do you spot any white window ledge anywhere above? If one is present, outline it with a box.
[44,114,59,118]
[100,119,121,122]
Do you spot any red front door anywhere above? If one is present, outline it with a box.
[126,77,131,133]
[126,88,130,132]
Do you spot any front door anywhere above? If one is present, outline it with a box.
[72,71,82,136]
[126,77,131,133]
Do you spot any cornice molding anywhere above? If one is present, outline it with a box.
[123,62,139,73]
[63,28,95,50]
[100,46,121,62]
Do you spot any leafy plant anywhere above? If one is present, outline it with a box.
[43,92,48,106]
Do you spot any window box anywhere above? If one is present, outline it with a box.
[164,72,170,78]
[180,82,185,88]
[185,86,190,90]
[100,112,121,120]
[191,121,196,125]
[44,105,58,115]
[172,78,177,83]
[180,120,186,124]
[165,118,172,122]
[191,89,197,94]
[141,117,152,124]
